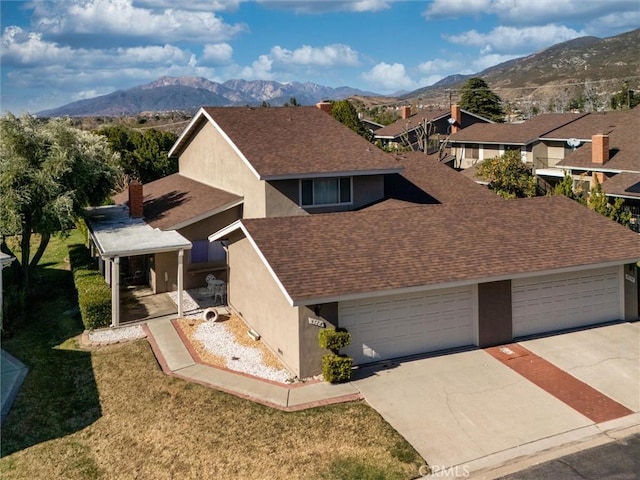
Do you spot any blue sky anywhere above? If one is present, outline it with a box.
[1,0,639,114]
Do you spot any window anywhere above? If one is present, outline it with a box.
[465,144,479,159]
[189,240,226,264]
[300,177,352,206]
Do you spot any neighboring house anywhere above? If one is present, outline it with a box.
[87,103,640,379]
[447,113,587,170]
[374,105,492,153]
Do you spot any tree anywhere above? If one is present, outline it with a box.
[96,125,177,183]
[610,80,639,110]
[476,150,537,199]
[587,177,631,226]
[283,97,300,107]
[459,77,505,122]
[331,100,373,141]
[554,172,586,204]
[0,114,118,290]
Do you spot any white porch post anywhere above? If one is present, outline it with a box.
[105,258,112,285]
[111,256,120,327]
[177,249,184,318]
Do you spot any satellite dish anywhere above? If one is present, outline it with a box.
[567,138,581,149]
[447,117,456,125]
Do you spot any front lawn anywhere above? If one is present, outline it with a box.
[0,231,424,479]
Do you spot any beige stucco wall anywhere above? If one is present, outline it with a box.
[534,141,567,168]
[228,237,302,377]
[264,176,385,216]
[178,120,266,218]
[152,251,180,293]
[297,303,338,378]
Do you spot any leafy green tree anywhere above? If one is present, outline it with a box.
[554,172,586,204]
[284,97,300,107]
[331,100,373,141]
[459,77,505,122]
[96,125,177,183]
[476,150,537,198]
[1,114,118,290]
[588,177,631,226]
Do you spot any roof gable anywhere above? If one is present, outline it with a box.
[170,106,403,179]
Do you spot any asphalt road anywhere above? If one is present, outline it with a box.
[498,433,640,479]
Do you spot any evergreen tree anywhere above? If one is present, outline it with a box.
[459,77,505,122]
[331,100,372,141]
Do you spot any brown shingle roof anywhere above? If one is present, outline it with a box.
[449,113,586,144]
[541,108,636,140]
[365,152,498,209]
[113,174,242,230]
[555,108,640,172]
[241,195,640,304]
[374,109,450,138]
[173,106,402,179]
[601,172,640,198]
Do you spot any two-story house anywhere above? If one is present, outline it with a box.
[87,104,640,380]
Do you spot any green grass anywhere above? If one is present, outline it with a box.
[0,231,425,479]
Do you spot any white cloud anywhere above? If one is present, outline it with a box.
[585,10,640,36]
[424,0,638,25]
[32,0,247,44]
[423,0,490,19]
[417,58,465,75]
[237,54,275,80]
[202,43,234,64]
[472,53,520,71]
[361,62,417,92]
[1,27,74,66]
[271,44,359,67]
[446,24,585,54]
[133,0,243,12]
[257,0,393,14]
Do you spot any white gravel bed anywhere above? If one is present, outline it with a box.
[88,325,146,343]
[193,321,291,383]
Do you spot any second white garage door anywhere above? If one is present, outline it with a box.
[512,266,621,338]
[339,286,475,365]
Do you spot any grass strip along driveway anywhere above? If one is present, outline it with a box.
[0,231,423,480]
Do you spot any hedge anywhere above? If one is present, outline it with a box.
[322,354,353,383]
[68,243,111,330]
[318,328,352,354]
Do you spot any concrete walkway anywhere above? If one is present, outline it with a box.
[1,349,28,424]
[144,319,361,411]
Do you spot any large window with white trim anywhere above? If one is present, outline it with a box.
[300,177,352,206]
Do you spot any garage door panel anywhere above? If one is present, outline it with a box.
[340,285,474,364]
[513,267,620,338]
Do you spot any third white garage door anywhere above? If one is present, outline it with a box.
[512,266,621,338]
[339,285,474,365]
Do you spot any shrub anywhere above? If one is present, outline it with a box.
[318,328,352,354]
[68,244,111,330]
[322,354,353,383]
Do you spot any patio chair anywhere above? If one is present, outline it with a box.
[212,282,227,306]
[205,274,217,296]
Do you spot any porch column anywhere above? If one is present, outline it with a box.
[105,258,112,285]
[111,256,120,327]
[177,249,184,318]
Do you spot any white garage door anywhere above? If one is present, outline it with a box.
[339,286,474,365]
[512,266,621,338]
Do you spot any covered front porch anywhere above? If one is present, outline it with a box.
[85,205,192,327]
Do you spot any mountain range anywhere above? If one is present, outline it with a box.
[38,28,639,117]
[37,78,378,117]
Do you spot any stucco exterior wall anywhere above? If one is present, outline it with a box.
[178,120,266,218]
[228,237,302,377]
[152,251,179,293]
[298,303,338,378]
[264,176,385,216]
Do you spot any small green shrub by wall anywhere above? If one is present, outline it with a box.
[68,243,111,330]
[319,328,353,383]
[318,328,352,354]
[322,354,353,383]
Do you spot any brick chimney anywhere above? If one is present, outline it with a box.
[401,106,411,119]
[316,101,333,114]
[592,134,609,165]
[451,104,461,133]
[128,181,144,219]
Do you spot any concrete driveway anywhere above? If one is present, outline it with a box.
[350,322,640,472]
